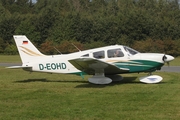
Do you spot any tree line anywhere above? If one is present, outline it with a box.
[0,0,180,56]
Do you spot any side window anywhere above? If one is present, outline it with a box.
[81,54,89,57]
[93,51,105,59]
[108,49,124,58]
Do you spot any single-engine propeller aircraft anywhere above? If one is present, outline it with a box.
[8,35,174,84]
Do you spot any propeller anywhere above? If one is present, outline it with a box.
[162,55,167,62]
[162,54,174,66]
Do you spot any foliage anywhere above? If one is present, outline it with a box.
[4,44,18,55]
[56,40,84,54]
[84,40,107,50]
[0,0,180,55]
[39,40,55,55]
[133,38,179,56]
[0,37,5,54]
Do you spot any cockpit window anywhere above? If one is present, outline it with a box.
[124,46,139,55]
[81,54,89,57]
[93,51,105,59]
[108,49,124,58]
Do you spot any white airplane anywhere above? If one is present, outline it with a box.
[8,35,174,84]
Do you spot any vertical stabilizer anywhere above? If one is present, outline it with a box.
[13,35,45,64]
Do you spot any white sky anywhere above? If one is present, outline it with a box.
[32,0,37,3]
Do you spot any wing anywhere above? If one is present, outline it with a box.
[69,58,129,75]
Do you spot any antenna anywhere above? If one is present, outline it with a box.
[54,47,62,54]
[71,43,81,52]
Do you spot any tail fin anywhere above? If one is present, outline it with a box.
[13,35,46,64]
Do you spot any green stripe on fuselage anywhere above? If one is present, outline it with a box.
[114,60,164,73]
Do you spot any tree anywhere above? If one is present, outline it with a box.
[0,37,5,54]
[34,7,58,45]
[40,40,55,54]
[0,15,21,43]
[0,2,11,20]
[56,40,84,54]
[15,16,41,45]
[0,0,180,56]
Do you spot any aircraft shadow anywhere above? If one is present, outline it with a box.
[75,77,139,88]
[117,76,138,84]
[14,78,87,84]
[14,76,165,88]
[15,79,49,83]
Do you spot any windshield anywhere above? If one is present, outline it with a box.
[124,46,139,55]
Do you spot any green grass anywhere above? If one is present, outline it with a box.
[0,55,21,63]
[168,56,180,66]
[0,66,180,120]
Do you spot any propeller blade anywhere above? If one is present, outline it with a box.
[162,55,167,62]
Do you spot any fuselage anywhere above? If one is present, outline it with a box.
[24,45,174,75]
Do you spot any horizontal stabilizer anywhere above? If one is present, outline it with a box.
[7,66,32,71]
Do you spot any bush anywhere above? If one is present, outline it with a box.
[40,40,55,55]
[56,40,84,54]
[132,39,180,56]
[4,44,18,55]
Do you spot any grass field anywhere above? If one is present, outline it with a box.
[0,67,180,120]
[0,55,21,63]
[0,55,180,119]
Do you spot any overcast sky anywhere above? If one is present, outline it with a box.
[32,0,37,3]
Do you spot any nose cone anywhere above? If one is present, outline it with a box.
[163,55,174,62]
